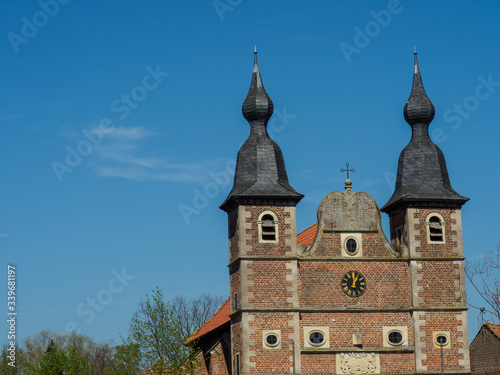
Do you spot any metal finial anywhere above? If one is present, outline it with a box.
[254,45,257,54]
[414,45,417,55]
[340,163,355,180]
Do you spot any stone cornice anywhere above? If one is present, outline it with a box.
[229,306,468,317]
[228,256,465,266]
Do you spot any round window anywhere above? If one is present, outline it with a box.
[387,330,403,346]
[265,333,279,347]
[435,334,448,347]
[309,331,325,346]
[345,238,358,255]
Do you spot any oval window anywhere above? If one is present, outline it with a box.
[435,334,448,346]
[345,238,358,255]
[265,333,279,347]
[309,331,325,346]
[387,330,403,346]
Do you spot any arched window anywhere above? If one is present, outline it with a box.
[427,214,445,243]
[258,212,278,243]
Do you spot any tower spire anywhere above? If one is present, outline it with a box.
[242,48,274,128]
[220,51,302,212]
[382,51,468,212]
[403,50,435,126]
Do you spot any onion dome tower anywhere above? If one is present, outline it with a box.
[382,51,470,374]
[221,51,303,375]
[220,50,303,212]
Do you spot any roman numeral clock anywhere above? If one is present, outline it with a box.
[341,271,366,297]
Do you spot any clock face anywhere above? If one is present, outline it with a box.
[341,271,366,297]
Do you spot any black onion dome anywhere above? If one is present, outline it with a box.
[220,51,303,212]
[242,52,274,124]
[382,51,468,212]
[403,52,435,126]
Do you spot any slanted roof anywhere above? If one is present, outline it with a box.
[470,322,500,351]
[187,224,318,343]
[185,298,230,344]
[297,223,317,247]
[486,322,500,338]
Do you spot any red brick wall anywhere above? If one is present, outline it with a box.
[243,206,294,257]
[308,232,395,258]
[207,341,230,375]
[417,311,468,372]
[300,312,413,347]
[299,261,411,308]
[246,312,295,374]
[247,260,293,308]
[411,208,461,258]
[301,353,336,374]
[379,352,415,373]
[231,316,241,374]
[415,260,464,308]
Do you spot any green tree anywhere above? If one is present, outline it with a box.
[24,340,94,375]
[128,287,189,373]
[126,288,223,374]
[107,341,141,375]
[23,331,113,375]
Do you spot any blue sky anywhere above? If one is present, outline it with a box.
[1,0,499,346]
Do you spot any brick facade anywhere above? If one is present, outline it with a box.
[224,184,470,374]
[189,53,471,375]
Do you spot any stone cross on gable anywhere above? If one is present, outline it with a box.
[340,163,355,180]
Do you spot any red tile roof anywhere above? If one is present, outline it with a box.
[187,224,318,344]
[485,322,500,338]
[185,298,230,344]
[297,222,318,247]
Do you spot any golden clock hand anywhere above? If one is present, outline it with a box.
[351,272,358,288]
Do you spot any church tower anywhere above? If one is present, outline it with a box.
[220,51,303,375]
[381,51,471,373]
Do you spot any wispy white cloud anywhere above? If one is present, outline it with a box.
[94,157,231,183]
[106,126,156,140]
[86,127,231,184]
[59,124,231,184]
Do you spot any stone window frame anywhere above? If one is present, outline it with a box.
[234,352,240,375]
[382,326,408,347]
[303,326,330,348]
[341,233,362,257]
[262,330,281,349]
[426,213,446,244]
[257,211,279,243]
[433,331,451,349]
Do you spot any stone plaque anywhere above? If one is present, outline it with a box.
[336,352,380,374]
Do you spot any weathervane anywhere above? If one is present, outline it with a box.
[340,163,355,180]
